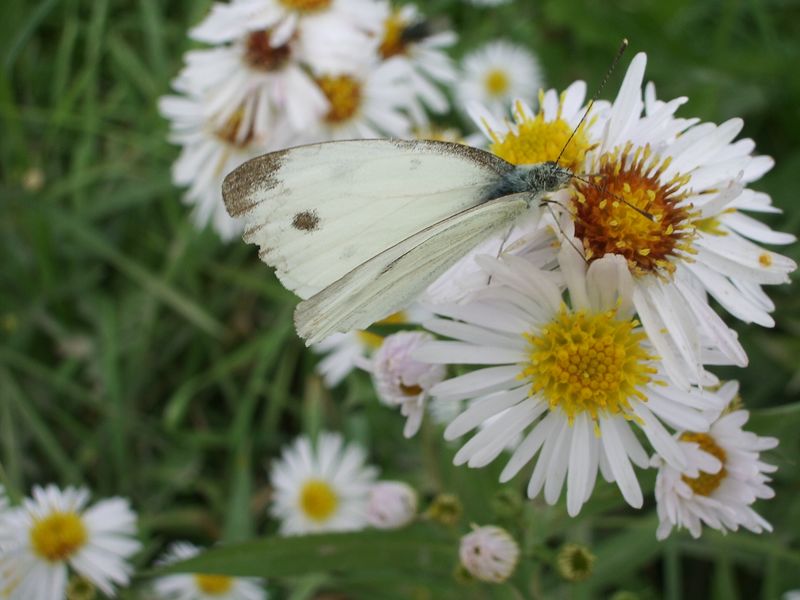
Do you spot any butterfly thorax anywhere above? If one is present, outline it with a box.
[486,162,573,204]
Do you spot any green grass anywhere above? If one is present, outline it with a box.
[1,0,799,598]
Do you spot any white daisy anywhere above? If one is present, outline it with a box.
[270,432,378,534]
[366,481,418,529]
[563,52,796,387]
[190,0,386,75]
[377,4,457,124]
[417,244,727,516]
[457,40,543,117]
[459,525,520,583]
[370,331,446,438]
[0,484,140,599]
[158,90,290,240]
[152,542,265,600]
[654,382,778,540]
[174,29,328,138]
[299,58,415,142]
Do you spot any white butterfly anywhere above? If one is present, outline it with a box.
[223,139,572,345]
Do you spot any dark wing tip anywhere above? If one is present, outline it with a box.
[222,149,289,217]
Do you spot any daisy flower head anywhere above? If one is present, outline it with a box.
[0,485,140,599]
[153,542,265,600]
[416,244,727,516]
[158,89,291,240]
[302,58,415,142]
[366,481,418,529]
[370,330,446,438]
[562,52,796,387]
[654,381,778,540]
[459,525,520,583]
[190,0,386,75]
[378,4,457,124]
[457,40,543,118]
[269,431,378,534]
[174,29,328,138]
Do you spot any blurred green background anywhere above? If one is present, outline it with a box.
[1,0,798,598]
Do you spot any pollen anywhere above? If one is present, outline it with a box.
[521,306,657,424]
[759,253,773,267]
[244,30,292,71]
[484,69,510,97]
[317,75,362,124]
[299,479,339,522]
[194,574,235,595]
[680,432,727,496]
[488,98,593,172]
[30,511,88,562]
[278,0,331,12]
[379,11,406,59]
[215,106,256,149]
[572,144,697,277]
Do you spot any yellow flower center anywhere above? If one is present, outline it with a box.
[487,99,593,172]
[30,511,88,562]
[356,311,408,349]
[299,479,338,522]
[680,432,727,496]
[572,144,697,277]
[278,0,331,12]
[522,306,656,424]
[317,75,362,124]
[484,68,510,97]
[244,30,292,71]
[194,574,234,595]
[379,11,407,59]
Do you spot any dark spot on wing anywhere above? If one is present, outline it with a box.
[292,210,320,231]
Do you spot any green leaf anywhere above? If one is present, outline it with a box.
[157,526,455,579]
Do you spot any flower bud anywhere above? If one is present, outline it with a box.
[425,493,462,526]
[556,543,595,582]
[459,525,520,583]
[367,481,418,529]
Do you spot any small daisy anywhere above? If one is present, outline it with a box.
[459,525,520,583]
[313,308,426,387]
[457,41,543,117]
[300,58,415,142]
[417,245,727,516]
[564,53,796,387]
[370,331,446,437]
[270,432,378,534]
[654,382,778,540]
[190,0,386,75]
[0,484,140,599]
[366,481,418,529]
[377,5,457,124]
[158,90,290,240]
[175,28,328,138]
[152,542,265,600]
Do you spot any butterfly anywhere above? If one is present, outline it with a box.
[222,139,573,345]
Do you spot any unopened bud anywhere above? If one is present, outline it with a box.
[556,543,595,582]
[459,525,520,583]
[367,481,418,529]
[425,493,462,526]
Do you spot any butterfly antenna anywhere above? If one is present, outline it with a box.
[540,199,589,264]
[555,38,629,167]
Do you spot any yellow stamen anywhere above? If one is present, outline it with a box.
[484,69,510,97]
[278,0,331,11]
[299,479,339,522]
[317,75,362,123]
[30,511,88,562]
[521,306,656,424]
[489,98,593,172]
[759,253,773,267]
[194,574,234,596]
[572,144,697,277]
[680,432,727,496]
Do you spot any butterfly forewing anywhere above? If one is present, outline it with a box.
[223,139,514,299]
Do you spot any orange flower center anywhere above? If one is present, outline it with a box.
[680,432,727,496]
[317,75,362,124]
[278,0,331,12]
